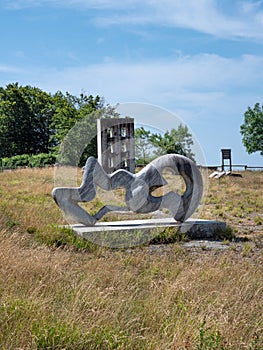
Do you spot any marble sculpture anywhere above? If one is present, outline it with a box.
[52,154,203,226]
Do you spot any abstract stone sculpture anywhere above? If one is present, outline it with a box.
[52,154,203,226]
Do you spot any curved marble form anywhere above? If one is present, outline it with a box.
[52,154,203,226]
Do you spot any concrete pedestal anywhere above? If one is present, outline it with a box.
[68,218,226,248]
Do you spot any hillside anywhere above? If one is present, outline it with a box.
[0,167,262,349]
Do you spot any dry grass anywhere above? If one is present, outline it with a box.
[202,171,263,240]
[0,167,262,349]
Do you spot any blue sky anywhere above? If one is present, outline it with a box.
[1,0,263,166]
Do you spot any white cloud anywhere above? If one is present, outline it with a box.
[2,0,142,10]
[240,0,263,14]
[150,1,245,38]
[12,53,262,112]
[0,64,23,73]
[3,0,263,39]
[1,52,262,164]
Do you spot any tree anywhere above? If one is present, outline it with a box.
[0,83,54,157]
[134,124,195,164]
[150,124,195,160]
[0,83,107,163]
[57,109,104,166]
[52,92,117,166]
[51,92,103,146]
[134,127,155,164]
[240,103,263,156]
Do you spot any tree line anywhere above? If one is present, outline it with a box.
[0,82,261,168]
[0,83,197,167]
[0,83,105,162]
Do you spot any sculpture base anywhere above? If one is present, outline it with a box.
[68,218,227,248]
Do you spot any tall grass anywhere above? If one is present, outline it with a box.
[0,167,262,349]
[203,171,263,239]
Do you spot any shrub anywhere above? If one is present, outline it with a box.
[1,153,56,169]
[2,154,30,168]
[29,153,57,167]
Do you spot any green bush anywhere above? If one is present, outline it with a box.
[1,153,56,169]
[29,153,57,167]
[2,154,30,168]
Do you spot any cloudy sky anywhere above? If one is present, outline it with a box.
[1,0,263,166]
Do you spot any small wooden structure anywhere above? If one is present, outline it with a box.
[97,118,135,173]
[221,149,232,172]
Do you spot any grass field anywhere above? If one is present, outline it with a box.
[0,167,262,349]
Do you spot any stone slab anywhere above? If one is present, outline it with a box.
[68,218,227,248]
